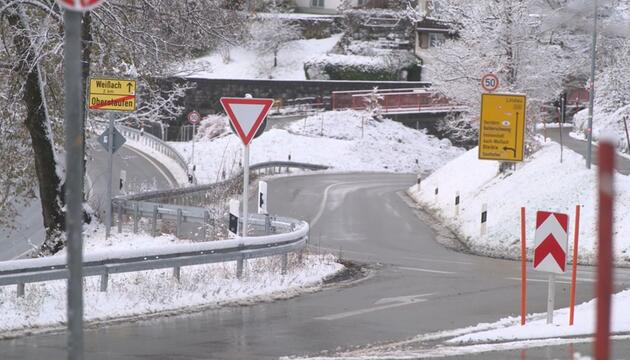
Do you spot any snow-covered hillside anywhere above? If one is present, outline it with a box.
[408,141,630,264]
[574,106,630,152]
[170,110,464,184]
[181,34,342,80]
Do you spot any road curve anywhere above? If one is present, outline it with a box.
[2,173,629,359]
[0,143,177,262]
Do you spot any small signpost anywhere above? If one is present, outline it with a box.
[187,111,201,180]
[220,97,273,238]
[89,77,134,239]
[481,73,500,92]
[478,93,527,162]
[58,0,107,359]
[88,78,137,112]
[533,211,569,324]
[97,126,126,153]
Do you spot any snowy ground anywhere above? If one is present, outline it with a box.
[0,223,343,338]
[180,34,342,80]
[170,110,464,184]
[574,106,630,152]
[284,288,630,359]
[408,141,630,264]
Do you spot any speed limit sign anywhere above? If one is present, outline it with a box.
[187,111,201,125]
[481,74,500,92]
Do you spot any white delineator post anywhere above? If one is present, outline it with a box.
[480,203,488,236]
[455,191,460,216]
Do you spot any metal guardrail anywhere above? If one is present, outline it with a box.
[0,215,308,296]
[110,161,329,239]
[117,124,195,184]
[0,160,329,298]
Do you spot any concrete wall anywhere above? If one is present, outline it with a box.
[166,77,429,118]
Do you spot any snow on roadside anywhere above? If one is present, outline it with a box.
[574,105,630,152]
[170,110,464,184]
[408,142,630,264]
[180,34,342,80]
[445,289,630,344]
[0,224,343,338]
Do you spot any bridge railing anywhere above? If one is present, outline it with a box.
[117,124,195,185]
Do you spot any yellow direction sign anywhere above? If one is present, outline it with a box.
[479,93,526,161]
[88,78,137,112]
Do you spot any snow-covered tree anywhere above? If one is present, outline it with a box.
[425,0,593,145]
[248,9,301,70]
[0,0,244,255]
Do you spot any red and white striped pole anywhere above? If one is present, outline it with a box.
[595,139,615,360]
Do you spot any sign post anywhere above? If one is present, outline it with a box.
[58,1,106,359]
[479,93,527,162]
[89,77,135,238]
[187,111,201,178]
[220,97,274,238]
[533,211,569,324]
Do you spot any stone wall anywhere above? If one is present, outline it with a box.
[174,77,430,117]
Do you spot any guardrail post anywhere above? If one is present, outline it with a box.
[173,266,181,282]
[152,205,159,237]
[203,211,210,240]
[17,283,25,297]
[265,214,271,235]
[281,253,288,275]
[133,202,139,234]
[100,271,109,292]
[236,256,244,279]
[117,202,124,234]
[176,209,183,238]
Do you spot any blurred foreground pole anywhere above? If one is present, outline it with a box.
[64,10,84,360]
[595,139,614,360]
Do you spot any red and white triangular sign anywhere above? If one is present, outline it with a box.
[220,97,274,145]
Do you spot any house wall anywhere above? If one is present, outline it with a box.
[294,0,356,14]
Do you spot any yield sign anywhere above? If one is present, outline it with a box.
[220,97,273,145]
[533,211,569,274]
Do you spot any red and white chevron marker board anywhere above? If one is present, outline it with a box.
[533,211,569,274]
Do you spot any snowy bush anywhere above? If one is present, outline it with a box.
[304,52,419,81]
[195,114,230,141]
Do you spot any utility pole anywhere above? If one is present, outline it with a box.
[586,0,598,169]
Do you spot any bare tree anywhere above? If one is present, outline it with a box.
[0,0,245,255]
[248,8,301,69]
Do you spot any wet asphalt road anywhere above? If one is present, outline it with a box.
[0,143,176,261]
[2,173,629,359]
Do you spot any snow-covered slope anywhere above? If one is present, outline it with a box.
[408,142,630,264]
[170,110,464,184]
[180,34,342,80]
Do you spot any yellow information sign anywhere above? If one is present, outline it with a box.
[479,93,526,161]
[88,78,137,112]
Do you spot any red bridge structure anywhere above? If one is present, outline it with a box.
[331,88,467,115]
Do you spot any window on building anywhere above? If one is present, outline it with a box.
[428,32,446,48]
[358,0,367,5]
[311,0,325,7]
